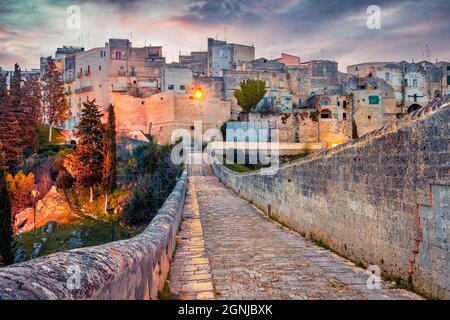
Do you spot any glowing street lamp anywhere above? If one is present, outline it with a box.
[194,88,203,100]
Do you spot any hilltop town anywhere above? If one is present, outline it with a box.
[4,37,449,147]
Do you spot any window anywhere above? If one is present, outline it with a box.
[343,112,347,120]
[385,72,390,81]
[168,84,174,90]
[343,100,347,109]
[337,101,340,106]
[99,65,102,71]
[447,75,450,85]
[404,79,408,86]
[320,99,329,105]
[413,79,418,87]
[115,51,122,59]
[368,115,372,120]
[369,96,379,104]
[180,85,186,90]
[320,110,332,119]
[447,66,450,71]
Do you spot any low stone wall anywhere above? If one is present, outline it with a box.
[0,171,187,300]
[212,96,450,299]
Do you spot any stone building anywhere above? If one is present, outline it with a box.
[348,60,447,112]
[114,91,231,144]
[162,66,193,93]
[62,39,166,129]
[238,57,286,72]
[223,70,293,118]
[207,37,255,77]
[275,53,301,67]
[179,51,208,76]
[435,61,450,96]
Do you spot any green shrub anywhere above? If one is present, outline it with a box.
[120,142,179,226]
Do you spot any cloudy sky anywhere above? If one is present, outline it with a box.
[1,0,449,71]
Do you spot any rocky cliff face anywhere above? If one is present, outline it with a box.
[14,186,72,234]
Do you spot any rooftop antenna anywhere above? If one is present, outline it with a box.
[424,43,431,60]
[224,25,227,42]
[144,39,147,47]
[130,32,133,44]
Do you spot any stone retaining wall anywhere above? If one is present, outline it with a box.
[212,96,450,299]
[0,171,187,300]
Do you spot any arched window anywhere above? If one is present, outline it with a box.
[407,104,421,114]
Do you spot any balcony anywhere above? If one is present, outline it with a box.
[75,85,94,94]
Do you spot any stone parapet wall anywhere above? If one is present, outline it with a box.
[212,96,450,299]
[0,171,187,300]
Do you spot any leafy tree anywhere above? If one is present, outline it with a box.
[121,143,179,226]
[0,170,14,266]
[64,99,104,202]
[0,70,22,169]
[233,79,266,113]
[102,104,117,213]
[4,171,36,217]
[41,57,69,142]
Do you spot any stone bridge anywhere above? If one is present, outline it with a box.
[169,163,421,300]
[0,96,448,300]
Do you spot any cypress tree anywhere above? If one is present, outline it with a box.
[64,99,104,202]
[9,63,21,98]
[102,104,117,213]
[0,170,14,266]
[0,69,22,169]
[21,75,42,155]
[0,68,7,99]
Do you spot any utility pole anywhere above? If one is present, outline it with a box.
[31,190,39,235]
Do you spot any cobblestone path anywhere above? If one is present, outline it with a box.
[170,163,422,300]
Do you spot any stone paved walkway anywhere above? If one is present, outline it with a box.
[169,163,422,300]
